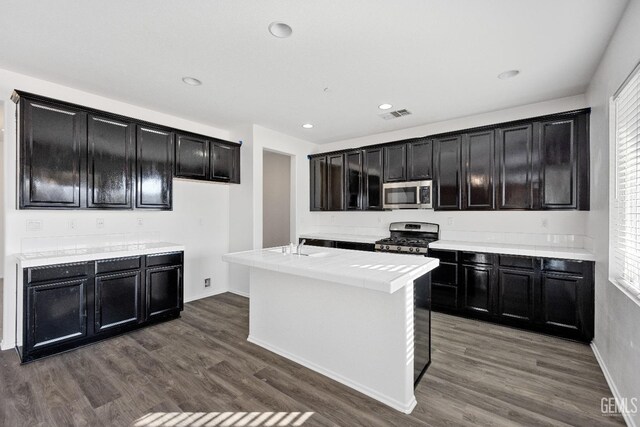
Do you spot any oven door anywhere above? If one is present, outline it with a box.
[383,181,432,209]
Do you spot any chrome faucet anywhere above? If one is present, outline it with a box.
[296,239,306,255]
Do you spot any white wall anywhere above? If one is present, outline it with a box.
[586,0,640,425]
[227,125,316,296]
[263,151,291,248]
[308,95,592,246]
[0,103,4,278]
[1,68,234,349]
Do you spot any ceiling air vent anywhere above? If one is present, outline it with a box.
[379,109,412,120]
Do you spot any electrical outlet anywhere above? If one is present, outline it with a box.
[68,219,77,230]
[447,217,454,226]
[204,278,211,288]
[541,218,549,228]
[137,218,144,227]
[96,218,105,229]
[26,220,42,231]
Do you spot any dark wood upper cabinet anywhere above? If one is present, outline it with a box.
[384,144,407,182]
[136,125,174,210]
[538,116,589,210]
[345,151,363,210]
[210,140,238,182]
[463,131,495,210]
[495,124,535,210]
[363,148,384,210]
[327,154,345,211]
[310,156,328,211]
[175,134,209,180]
[87,114,134,209]
[19,98,86,209]
[434,135,462,210]
[407,138,433,180]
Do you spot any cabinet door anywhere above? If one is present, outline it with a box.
[345,151,363,210]
[175,134,209,180]
[496,124,534,209]
[540,272,586,339]
[310,156,327,211]
[95,271,142,333]
[210,140,236,181]
[363,148,383,210]
[26,279,87,351]
[463,131,494,210]
[146,265,183,321]
[434,135,462,210]
[539,118,577,209]
[230,144,241,184]
[384,144,407,182]
[87,114,134,209]
[19,99,86,209]
[327,154,345,211]
[462,264,492,316]
[407,139,433,180]
[497,268,535,323]
[136,125,174,209]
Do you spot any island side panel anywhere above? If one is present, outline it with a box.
[247,267,416,413]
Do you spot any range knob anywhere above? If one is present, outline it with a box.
[409,247,414,252]
[385,245,390,250]
[397,246,402,252]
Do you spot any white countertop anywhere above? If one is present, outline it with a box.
[429,240,595,261]
[299,232,386,245]
[15,242,185,268]
[223,246,439,294]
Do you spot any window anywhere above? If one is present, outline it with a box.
[613,62,640,298]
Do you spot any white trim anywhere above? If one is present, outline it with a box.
[247,334,417,414]
[228,289,249,298]
[184,288,227,303]
[591,342,637,427]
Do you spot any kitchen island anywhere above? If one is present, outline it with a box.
[223,246,439,413]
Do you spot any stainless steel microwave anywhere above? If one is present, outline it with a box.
[383,180,433,209]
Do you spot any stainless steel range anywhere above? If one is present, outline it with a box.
[374,222,439,255]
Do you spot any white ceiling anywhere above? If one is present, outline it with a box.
[0,0,629,143]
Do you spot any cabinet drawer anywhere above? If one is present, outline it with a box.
[542,258,585,276]
[499,255,535,270]
[460,252,493,265]
[146,252,183,267]
[432,262,458,285]
[429,249,457,263]
[27,262,91,284]
[96,256,141,274]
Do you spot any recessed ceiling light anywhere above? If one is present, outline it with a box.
[378,103,393,110]
[302,123,314,129]
[182,77,202,86]
[269,22,292,38]
[498,70,520,80]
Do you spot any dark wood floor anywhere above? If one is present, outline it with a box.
[0,292,624,426]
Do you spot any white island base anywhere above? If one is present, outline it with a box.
[248,267,417,413]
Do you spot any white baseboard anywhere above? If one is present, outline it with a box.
[0,340,12,351]
[591,342,637,427]
[184,288,227,303]
[228,289,249,298]
[247,334,417,414]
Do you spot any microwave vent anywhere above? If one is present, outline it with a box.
[379,109,412,120]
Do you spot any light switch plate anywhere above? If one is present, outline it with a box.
[26,220,42,231]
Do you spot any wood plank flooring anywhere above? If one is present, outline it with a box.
[0,292,624,426]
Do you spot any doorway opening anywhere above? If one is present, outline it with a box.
[262,150,292,248]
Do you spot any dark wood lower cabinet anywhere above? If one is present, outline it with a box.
[94,271,142,333]
[20,252,183,363]
[428,249,594,342]
[146,266,183,320]
[462,264,492,316]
